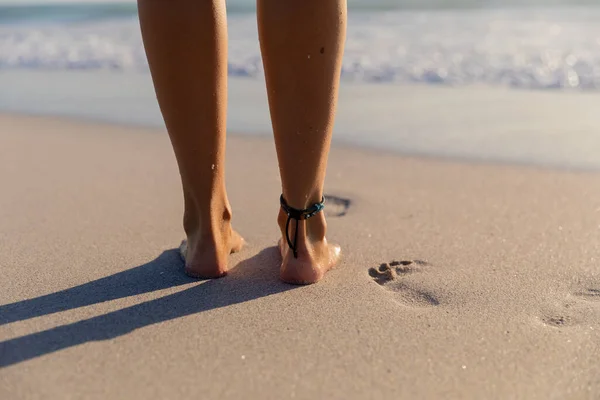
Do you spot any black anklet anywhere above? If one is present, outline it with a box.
[280,195,325,259]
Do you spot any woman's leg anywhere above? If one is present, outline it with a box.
[138,0,242,278]
[257,0,347,284]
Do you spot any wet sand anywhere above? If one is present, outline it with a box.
[1,114,599,399]
[3,71,600,170]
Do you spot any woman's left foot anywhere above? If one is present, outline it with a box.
[179,226,244,279]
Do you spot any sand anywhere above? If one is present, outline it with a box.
[0,114,599,399]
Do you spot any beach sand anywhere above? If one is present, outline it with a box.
[1,114,599,399]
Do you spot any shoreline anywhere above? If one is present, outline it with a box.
[4,109,600,175]
[2,70,600,171]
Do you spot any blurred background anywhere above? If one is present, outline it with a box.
[2,0,600,168]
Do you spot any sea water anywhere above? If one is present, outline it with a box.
[2,0,600,89]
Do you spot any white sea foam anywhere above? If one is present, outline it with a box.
[2,8,600,90]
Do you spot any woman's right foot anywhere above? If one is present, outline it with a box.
[277,209,341,285]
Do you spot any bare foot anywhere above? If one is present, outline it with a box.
[179,228,244,279]
[278,210,341,285]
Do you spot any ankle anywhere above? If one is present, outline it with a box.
[281,190,323,210]
[305,213,327,242]
[278,208,327,245]
[184,197,233,241]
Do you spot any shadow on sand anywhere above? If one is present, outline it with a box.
[0,247,292,368]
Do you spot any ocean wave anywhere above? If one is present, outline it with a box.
[2,9,600,90]
[2,0,600,24]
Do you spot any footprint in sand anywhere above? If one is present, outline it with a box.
[540,313,580,328]
[539,283,600,329]
[573,288,600,302]
[368,260,441,307]
[324,195,351,218]
[539,297,590,329]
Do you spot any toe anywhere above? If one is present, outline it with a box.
[179,240,188,261]
[230,230,245,253]
[328,243,342,268]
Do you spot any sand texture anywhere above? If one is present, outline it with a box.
[1,114,599,399]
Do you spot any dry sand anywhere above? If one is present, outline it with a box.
[0,114,599,399]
